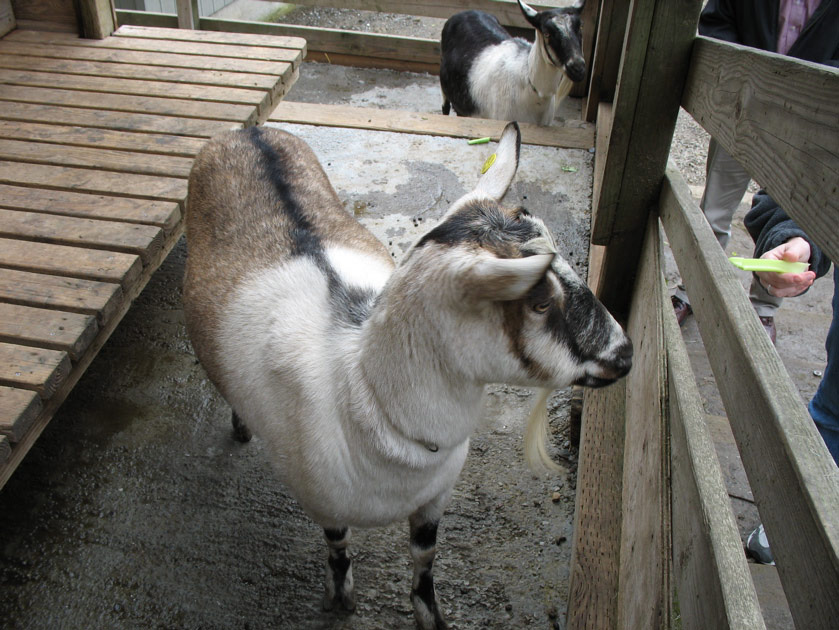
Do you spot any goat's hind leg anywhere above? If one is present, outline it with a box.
[409,509,449,630]
[322,527,356,612]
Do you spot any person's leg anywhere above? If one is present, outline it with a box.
[673,138,751,313]
[700,138,752,249]
[808,267,839,466]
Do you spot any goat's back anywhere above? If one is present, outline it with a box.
[184,126,391,382]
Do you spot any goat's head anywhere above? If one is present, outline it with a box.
[396,122,632,393]
[518,0,586,83]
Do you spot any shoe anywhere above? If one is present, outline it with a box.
[746,523,775,565]
[671,295,693,326]
[759,316,776,345]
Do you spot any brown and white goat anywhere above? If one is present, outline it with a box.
[183,122,631,630]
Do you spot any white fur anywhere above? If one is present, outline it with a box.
[467,33,573,126]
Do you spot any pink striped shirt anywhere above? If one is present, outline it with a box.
[777,0,822,54]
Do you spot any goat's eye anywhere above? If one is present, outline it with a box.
[533,301,552,314]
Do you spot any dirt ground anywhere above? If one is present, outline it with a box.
[0,6,833,630]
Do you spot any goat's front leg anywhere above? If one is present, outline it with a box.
[322,527,356,612]
[409,508,449,630]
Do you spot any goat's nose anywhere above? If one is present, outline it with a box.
[565,58,586,83]
[613,338,633,376]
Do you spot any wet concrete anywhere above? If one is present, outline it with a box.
[0,81,594,629]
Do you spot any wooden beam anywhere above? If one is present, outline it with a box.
[583,0,629,122]
[616,213,669,629]
[590,0,701,317]
[666,281,766,630]
[176,0,199,30]
[681,36,839,264]
[269,101,595,149]
[566,379,626,630]
[77,0,115,39]
[659,165,839,630]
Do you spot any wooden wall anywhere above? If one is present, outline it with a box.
[11,0,78,33]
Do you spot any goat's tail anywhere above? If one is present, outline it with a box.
[524,387,564,474]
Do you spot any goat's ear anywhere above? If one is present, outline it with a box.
[466,253,554,301]
[472,122,521,202]
[517,0,540,27]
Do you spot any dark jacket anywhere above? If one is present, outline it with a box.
[699,0,839,67]
[744,190,832,278]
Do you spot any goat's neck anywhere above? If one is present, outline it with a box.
[527,32,564,98]
[358,297,486,452]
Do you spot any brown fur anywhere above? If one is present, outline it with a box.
[184,127,392,384]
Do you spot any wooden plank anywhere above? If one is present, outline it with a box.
[0,101,239,138]
[0,40,294,76]
[659,165,839,630]
[0,387,42,443]
[0,160,187,203]
[0,138,194,178]
[0,218,185,490]
[0,303,98,361]
[567,379,626,630]
[584,1,629,122]
[270,101,596,149]
[78,0,115,39]
[114,24,307,53]
[0,434,8,465]
[0,84,257,124]
[0,68,268,107]
[0,237,142,287]
[0,53,290,92]
[0,342,71,398]
[0,269,123,325]
[682,36,839,264]
[200,17,440,67]
[0,121,206,159]
[303,50,439,75]
[0,208,164,264]
[0,0,14,39]
[10,0,77,31]
[665,275,766,630]
[617,213,669,630]
[6,29,304,65]
[591,0,702,317]
[0,184,181,230]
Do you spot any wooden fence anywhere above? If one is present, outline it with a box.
[83,0,839,627]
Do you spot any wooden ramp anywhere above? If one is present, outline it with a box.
[0,25,306,487]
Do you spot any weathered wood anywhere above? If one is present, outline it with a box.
[567,378,626,630]
[0,67,269,107]
[617,213,669,629]
[284,0,566,28]
[270,101,595,149]
[0,40,294,76]
[201,17,440,67]
[665,277,766,630]
[6,29,303,64]
[0,138,195,178]
[0,237,142,287]
[0,342,70,398]
[659,165,839,630]
[0,184,181,230]
[0,160,187,202]
[0,434,8,464]
[682,36,839,264]
[0,121,206,160]
[0,208,164,264]
[0,101,238,138]
[0,53,291,92]
[0,0,14,39]
[591,0,701,317]
[583,0,629,122]
[0,84,257,124]
[0,269,122,325]
[77,0,114,39]
[114,23,307,55]
[303,49,438,74]
[0,303,98,361]
[10,0,77,32]
[176,0,199,31]
[0,386,41,443]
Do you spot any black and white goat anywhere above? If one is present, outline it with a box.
[440,0,585,126]
[183,122,631,630]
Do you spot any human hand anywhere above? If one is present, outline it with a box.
[755,237,816,298]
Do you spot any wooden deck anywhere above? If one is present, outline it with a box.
[0,25,306,487]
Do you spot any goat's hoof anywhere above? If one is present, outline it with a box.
[412,593,449,630]
[322,591,356,613]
